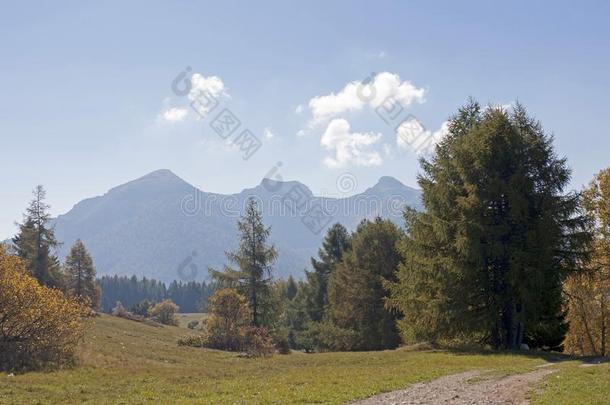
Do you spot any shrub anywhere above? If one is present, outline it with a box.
[130,299,153,317]
[296,322,358,352]
[148,299,179,326]
[0,247,89,371]
[206,289,249,351]
[187,320,200,330]
[111,301,128,317]
[271,327,291,354]
[242,326,275,357]
[177,334,208,347]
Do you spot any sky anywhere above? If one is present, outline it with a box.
[1,0,609,238]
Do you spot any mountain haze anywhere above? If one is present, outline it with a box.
[50,170,422,282]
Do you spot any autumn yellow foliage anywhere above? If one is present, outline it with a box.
[205,288,250,351]
[564,168,610,356]
[0,246,89,371]
[148,299,179,326]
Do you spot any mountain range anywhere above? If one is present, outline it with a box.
[23,170,422,282]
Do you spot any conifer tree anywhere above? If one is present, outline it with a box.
[211,198,277,327]
[285,275,298,300]
[387,101,589,349]
[13,185,63,288]
[328,218,403,350]
[306,223,351,322]
[65,239,100,308]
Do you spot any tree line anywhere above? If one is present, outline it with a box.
[3,99,609,369]
[189,100,609,355]
[98,275,215,313]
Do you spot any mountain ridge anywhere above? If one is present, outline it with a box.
[41,170,422,282]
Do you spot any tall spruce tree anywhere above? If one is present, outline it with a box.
[285,275,298,300]
[65,239,100,308]
[13,185,63,288]
[328,218,403,350]
[387,101,589,349]
[210,198,277,327]
[306,223,351,322]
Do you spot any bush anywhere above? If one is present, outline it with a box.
[187,320,200,330]
[0,247,90,371]
[271,327,291,354]
[206,289,249,351]
[242,326,275,357]
[177,334,208,347]
[130,299,153,317]
[296,322,358,352]
[148,299,179,326]
[111,301,129,317]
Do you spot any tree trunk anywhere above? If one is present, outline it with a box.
[601,294,607,356]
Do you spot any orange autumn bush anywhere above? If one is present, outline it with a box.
[0,246,89,371]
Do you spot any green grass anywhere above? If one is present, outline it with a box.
[0,315,583,404]
[532,360,610,404]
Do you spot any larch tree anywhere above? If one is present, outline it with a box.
[65,239,100,309]
[328,218,403,350]
[387,101,589,349]
[564,168,610,356]
[210,198,277,327]
[306,223,351,322]
[12,185,63,288]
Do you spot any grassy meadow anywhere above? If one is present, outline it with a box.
[2,314,606,404]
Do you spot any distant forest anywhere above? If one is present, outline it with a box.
[97,275,216,313]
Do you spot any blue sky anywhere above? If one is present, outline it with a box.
[1,0,609,238]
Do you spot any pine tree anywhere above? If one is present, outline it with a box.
[211,198,277,327]
[13,185,63,288]
[306,223,351,322]
[328,218,403,350]
[65,239,100,308]
[387,101,589,349]
[285,276,298,300]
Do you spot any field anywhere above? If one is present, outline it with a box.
[176,313,206,329]
[0,314,607,404]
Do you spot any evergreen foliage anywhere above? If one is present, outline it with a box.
[210,198,278,327]
[306,223,351,322]
[387,101,589,349]
[65,239,100,308]
[98,275,214,313]
[328,218,403,350]
[12,185,63,288]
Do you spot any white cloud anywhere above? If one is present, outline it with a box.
[160,107,188,122]
[158,73,228,124]
[307,72,425,125]
[294,104,304,114]
[321,119,383,168]
[396,118,449,155]
[187,73,228,117]
[263,127,275,139]
[189,74,227,100]
[377,51,386,59]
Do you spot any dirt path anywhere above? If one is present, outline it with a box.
[352,367,557,405]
